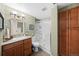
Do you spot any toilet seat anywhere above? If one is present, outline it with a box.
[32,42,39,47]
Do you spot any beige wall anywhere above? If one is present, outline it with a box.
[0,4,35,36]
[0,4,4,56]
[0,31,3,56]
[50,4,58,56]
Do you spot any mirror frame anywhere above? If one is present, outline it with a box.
[0,12,4,29]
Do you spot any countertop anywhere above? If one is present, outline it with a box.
[1,36,31,45]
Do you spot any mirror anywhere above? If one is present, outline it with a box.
[0,12,4,29]
[17,22,23,33]
[10,20,24,35]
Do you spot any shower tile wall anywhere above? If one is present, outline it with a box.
[34,20,51,54]
[34,22,42,42]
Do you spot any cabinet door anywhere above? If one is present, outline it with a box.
[69,29,79,55]
[24,48,32,56]
[3,47,15,56]
[24,38,32,56]
[14,40,24,56]
[58,6,79,56]
[68,7,79,56]
[69,7,79,28]
[58,10,69,56]
[24,38,32,49]
[2,40,24,56]
[2,43,15,56]
[15,44,23,56]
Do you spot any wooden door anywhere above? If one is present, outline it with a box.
[69,7,79,28]
[68,7,79,56]
[58,10,69,56]
[58,6,79,56]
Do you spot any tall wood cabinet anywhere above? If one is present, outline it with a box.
[58,6,79,56]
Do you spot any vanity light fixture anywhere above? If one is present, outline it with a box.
[21,14,25,20]
[10,11,25,20]
[10,11,18,18]
[12,11,17,15]
[10,11,17,16]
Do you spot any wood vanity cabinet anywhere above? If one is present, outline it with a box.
[2,46,15,56]
[24,38,32,55]
[14,41,24,56]
[2,38,32,56]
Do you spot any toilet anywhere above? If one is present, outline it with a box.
[32,42,40,52]
[32,36,40,52]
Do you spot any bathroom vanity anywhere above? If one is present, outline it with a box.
[1,36,32,56]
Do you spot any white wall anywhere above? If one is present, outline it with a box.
[33,19,51,54]
[32,4,58,55]
[39,19,51,54]
[32,21,42,42]
[50,4,58,56]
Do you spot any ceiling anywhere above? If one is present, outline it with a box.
[57,3,72,9]
[4,3,71,19]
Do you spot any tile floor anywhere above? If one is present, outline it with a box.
[31,51,50,56]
